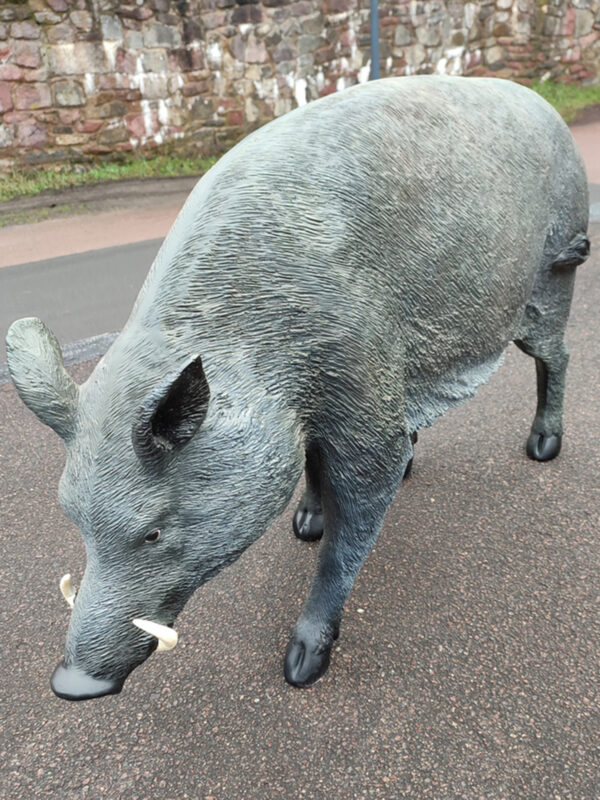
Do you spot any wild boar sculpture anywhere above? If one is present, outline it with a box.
[6,76,590,700]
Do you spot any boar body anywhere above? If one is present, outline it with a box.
[7,76,590,699]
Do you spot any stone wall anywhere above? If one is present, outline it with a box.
[0,0,599,170]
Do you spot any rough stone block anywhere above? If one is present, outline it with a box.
[23,65,49,82]
[157,12,180,25]
[34,10,63,24]
[55,132,88,145]
[101,14,123,40]
[393,24,412,46]
[97,125,128,144]
[416,25,441,46]
[183,19,203,40]
[172,45,204,71]
[125,110,158,138]
[77,119,103,133]
[13,41,42,68]
[0,23,6,40]
[0,123,14,147]
[202,11,228,30]
[575,9,594,38]
[0,83,13,113]
[47,0,69,11]
[580,30,599,49]
[2,110,28,124]
[124,30,144,49]
[141,73,169,98]
[10,21,40,39]
[493,22,511,37]
[562,46,581,63]
[485,44,506,67]
[563,7,575,37]
[325,0,353,12]
[15,82,51,110]
[143,22,182,48]
[404,42,426,66]
[232,32,269,63]
[297,34,324,55]
[301,13,325,36]
[81,143,111,154]
[273,41,298,62]
[0,64,23,81]
[314,45,335,64]
[53,79,85,106]
[227,109,243,126]
[121,17,142,32]
[232,5,262,24]
[17,119,47,147]
[69,10,93,30]
[47,22,75,43]
[58,108,80,124]
[96,100,127,118]
[49,42,108,74]
[119,6,154,21]
[181,79,209,96]
[290,1,312,16]
[142,49,167,72]
[150,0,171,12]
[115,48,136,73]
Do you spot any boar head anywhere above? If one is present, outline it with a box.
[7,318,299,700]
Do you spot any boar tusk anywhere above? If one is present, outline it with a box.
[132,618,178,652]
[59,573,76,608]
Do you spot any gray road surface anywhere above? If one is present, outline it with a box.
[0,239,161,363]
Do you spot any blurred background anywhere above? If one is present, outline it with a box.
[0,0,599,186]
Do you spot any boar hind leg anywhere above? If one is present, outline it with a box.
[514,338,569,461]
[293,442,324,542]
[514,232,589,460]
[285,433,413,688]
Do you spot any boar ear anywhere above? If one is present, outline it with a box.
[6,317,78,440]
[132,354,210,466]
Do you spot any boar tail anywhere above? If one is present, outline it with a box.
[551,232,591,270]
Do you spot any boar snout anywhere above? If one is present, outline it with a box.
[50,660,124,701]
[52,573,180,700]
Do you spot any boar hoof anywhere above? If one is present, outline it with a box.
[526,432,561,462]
[403,457,414,480]
[284,636,332,687]
[293,507,324,542]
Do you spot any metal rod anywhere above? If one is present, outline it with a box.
[370,0,380,80]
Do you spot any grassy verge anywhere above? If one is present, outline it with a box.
[531,79,600,122]
[0,152,218,204]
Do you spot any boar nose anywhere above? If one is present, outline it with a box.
[50,660,124,701]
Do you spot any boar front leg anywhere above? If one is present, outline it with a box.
[284,433,413,687]
[292,442,324,542]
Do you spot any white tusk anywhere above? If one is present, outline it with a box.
[132,618,178,652]
[60,573,76,609]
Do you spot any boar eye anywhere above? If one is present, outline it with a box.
[144,529,161,543]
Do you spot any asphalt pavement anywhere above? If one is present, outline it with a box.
[1,121,599,799]
[0,239,160,364]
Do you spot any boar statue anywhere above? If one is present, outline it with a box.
[6,76,590,700]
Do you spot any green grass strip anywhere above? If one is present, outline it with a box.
[531,79,600,123]
[0,153,218,204]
